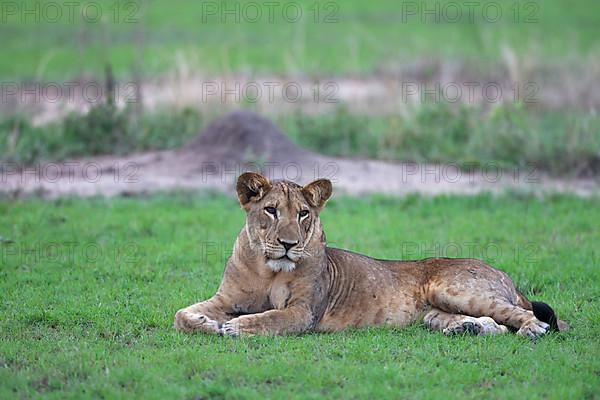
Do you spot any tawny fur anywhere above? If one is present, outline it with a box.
[174,173,567,339]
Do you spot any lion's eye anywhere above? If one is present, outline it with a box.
[299,210,309,218]
[265,207,277,216]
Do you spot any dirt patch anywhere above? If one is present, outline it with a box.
[1,111,598,199]
[188,109,312,163]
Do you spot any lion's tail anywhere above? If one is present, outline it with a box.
[517,291,569,331]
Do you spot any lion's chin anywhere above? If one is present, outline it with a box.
[266,257,297,273]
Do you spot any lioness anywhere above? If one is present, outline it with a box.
[174,173,568,338]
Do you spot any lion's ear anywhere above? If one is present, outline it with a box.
[302,179,332,210]
[236,172,272,209]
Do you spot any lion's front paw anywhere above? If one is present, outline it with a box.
[517,319,549,340]
[174,310,219,333]
[220,320,241,337]
[219,316,259,337]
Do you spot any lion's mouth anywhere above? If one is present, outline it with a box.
[266,256,297,273]
[263,244,301,265]
[280,253,302,262]
[267,254,295,263]
[265,250,299,262]
[264,249,300,272]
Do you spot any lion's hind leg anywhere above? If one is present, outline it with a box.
[424,308,509,336]
[433,289,551,339]
[426,260,551,339]
[427,294,550,339]
[486,303,550,340]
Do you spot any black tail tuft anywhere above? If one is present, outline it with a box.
[531,301,559,331]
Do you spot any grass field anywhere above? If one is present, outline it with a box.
[2,0,600,79]
[1,193,599,398]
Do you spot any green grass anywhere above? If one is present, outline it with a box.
[2,0,599,79]
[1,193,599,398]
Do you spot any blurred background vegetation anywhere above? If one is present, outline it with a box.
[1,0,599,176]
[2,0,599,78]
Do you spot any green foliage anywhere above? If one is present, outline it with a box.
[0,193,599,398]
[63,103,132,156]
[0,106,203,163]
[134,107,203,151]
[0,115,66,164]
[282,107,379,158]
[279,105,600,176]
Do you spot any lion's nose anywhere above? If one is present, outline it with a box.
[278,239,299,252]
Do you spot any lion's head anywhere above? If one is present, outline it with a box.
[236,172,332,272]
